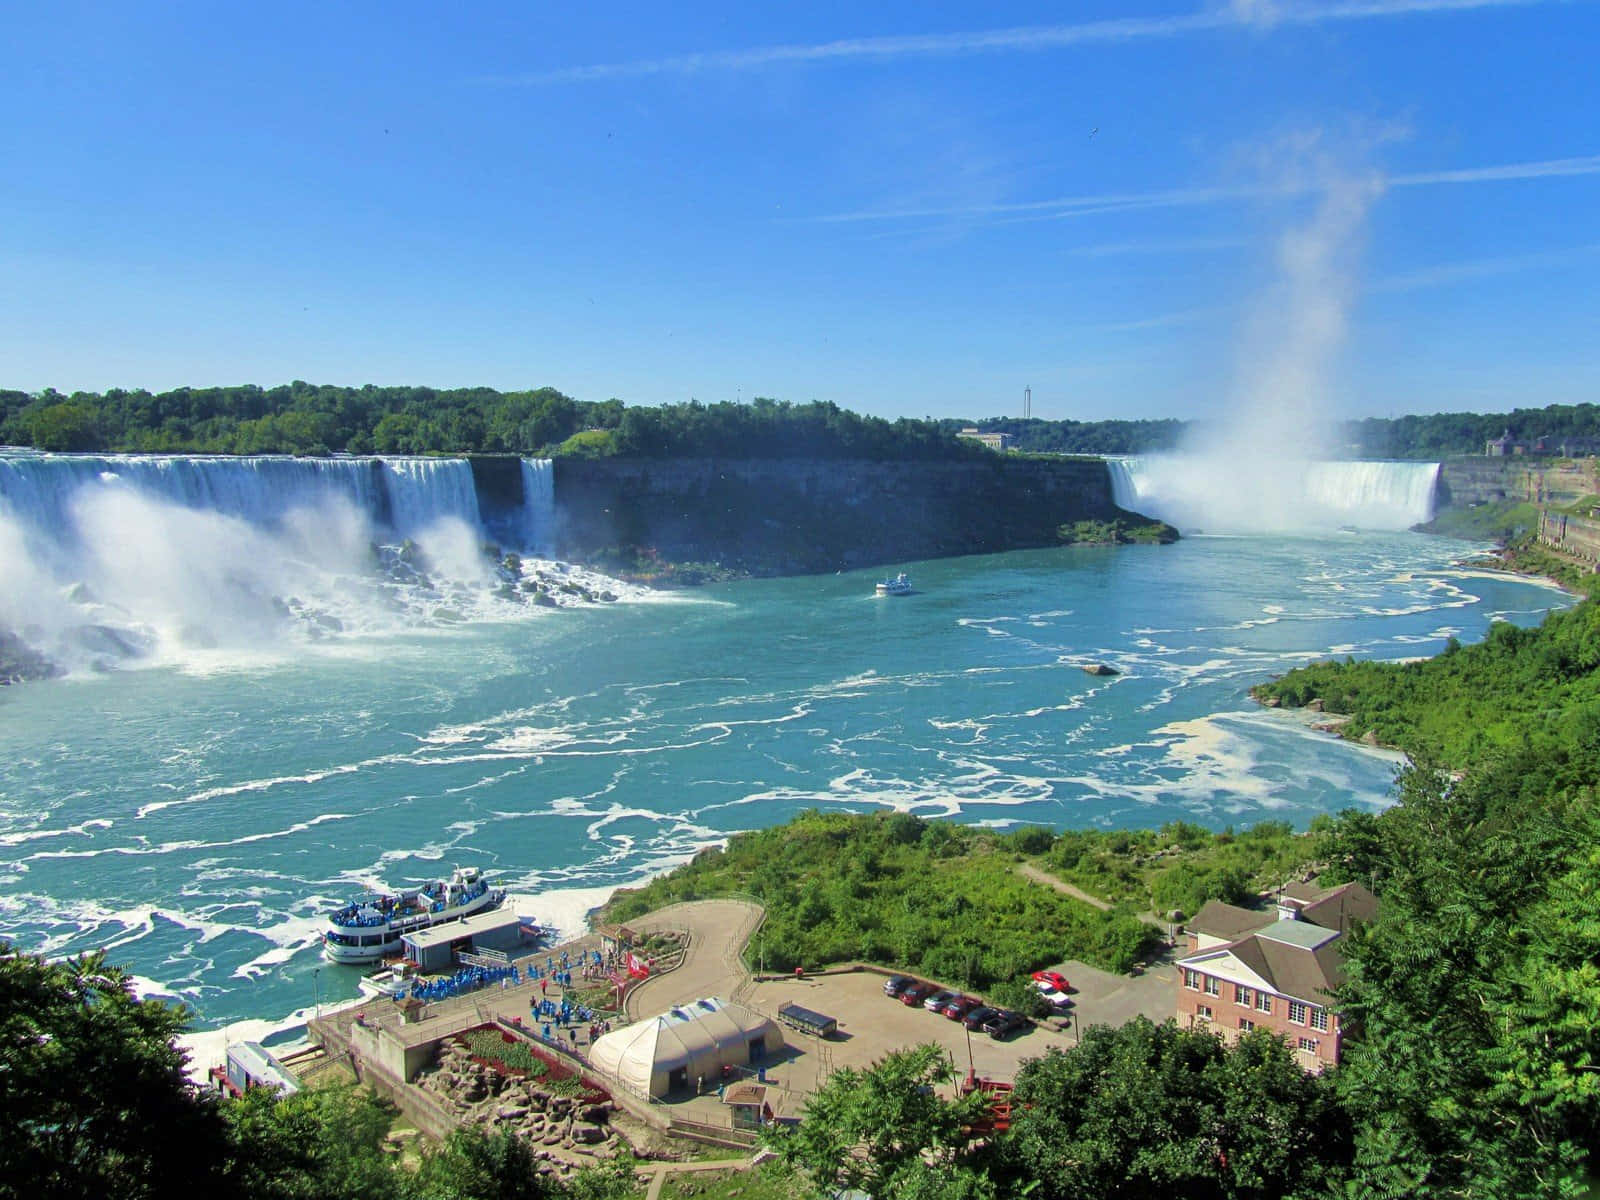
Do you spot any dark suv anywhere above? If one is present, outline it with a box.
[883,975,916,998]
[983,1010,1031,1039]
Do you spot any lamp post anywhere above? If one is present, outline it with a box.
[312,967,321,1022]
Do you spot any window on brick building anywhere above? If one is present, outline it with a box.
[1310,1007,1329,1032]
[1297,1036,1318,1053]
[1235,984,1252,1006]
[1288,1001,1308,1024]
[1239,1017,1255,1032]
[1204,976,1220,996]
[1197,1005,1213,1021]
[1255,991,1272,1014]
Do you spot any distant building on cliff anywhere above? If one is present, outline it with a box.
[1486,429,1524,456]
[958,428,1014,452]
[1174,879,1378,1071]
[1487,430,1599,458]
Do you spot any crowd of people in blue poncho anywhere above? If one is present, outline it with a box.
[400,947,619,1040]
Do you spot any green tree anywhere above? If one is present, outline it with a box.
[1000,1018,1348,1200]
[0,943,234,1200]
[410,1126,563,1200]
[764,1043,994,1198]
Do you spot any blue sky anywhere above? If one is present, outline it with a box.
[4,1,1597,422]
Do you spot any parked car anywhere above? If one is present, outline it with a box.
[883,975,916,998]
[924,989,959,1013]
[1032,970,1071,993]
[941,995,982,1021]
[1038,987,1073,1011]
[900,981,940,1006]
[963,1005,999,1030]
[984,1010,1031,1039]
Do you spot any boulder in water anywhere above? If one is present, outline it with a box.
[1082,663,1119,676]
[0,632,64,685]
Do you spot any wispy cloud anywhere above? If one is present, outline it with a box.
[484,0,1551,86]
[812,153,1600,226]
[1371,242,1600,291]
[1069,236,1250,257]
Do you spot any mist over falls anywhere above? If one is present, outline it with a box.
[1107,457,1440,532]
[0,453,562,679]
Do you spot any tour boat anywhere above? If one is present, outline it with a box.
[875,572,912,597]
[322,865,504,964]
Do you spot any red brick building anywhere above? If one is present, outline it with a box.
[1174,880,1377,1071]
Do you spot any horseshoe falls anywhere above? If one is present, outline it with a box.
[1108,456,1440,532]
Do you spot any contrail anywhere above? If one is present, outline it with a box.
[811,153,1600,226]
[482,0,1556,86]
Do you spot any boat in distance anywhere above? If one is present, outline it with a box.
[323,865,504,964]
[875,572,912,597]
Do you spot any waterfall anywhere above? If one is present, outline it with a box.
[0,452,515,676]
[518,458,554,552]
[377,459,481,539]
[1108,456,1439,531]
[0,453,483,544]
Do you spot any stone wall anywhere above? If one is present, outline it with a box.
[549,456,1121,574]
[1439,456,1597,509]
[1539,510,1600,563]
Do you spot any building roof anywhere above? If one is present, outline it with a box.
[588,997,778,1093]
[1181,880,1381,1007]
[402,907,522,951]
[724,1083,768,1107]
[1280,880,1379,934]
[1187,899,1270,941]
[1221,933,1347,1004]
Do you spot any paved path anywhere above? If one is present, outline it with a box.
[640,1156,756,1200]
[623,899,765,1019]
[1015,863,1112,911]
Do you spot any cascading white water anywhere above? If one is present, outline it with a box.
[0,453,485,541]
[1108,456,1439,531]
[0,453,520,677]
[518,458,554,552]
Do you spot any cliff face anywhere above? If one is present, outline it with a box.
[550,456,1125,574]
[1438,456,1594,509]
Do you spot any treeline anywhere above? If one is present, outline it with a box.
[956,403,1600,459]
[1251,596,1600,779]
[0,384,986,462]
[10,381,1600,462]
[1346,402,1600,458]
[945,416,1187,455]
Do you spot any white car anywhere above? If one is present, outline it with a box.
[1037,987,1073,1010]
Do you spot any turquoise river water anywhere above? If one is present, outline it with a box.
[0,530,1569,1053]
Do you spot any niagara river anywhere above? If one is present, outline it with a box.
[0,453,1570,1059]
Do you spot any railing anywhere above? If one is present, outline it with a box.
[458,949,510,967]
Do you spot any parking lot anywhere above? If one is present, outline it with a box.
[734,953,1176,1118]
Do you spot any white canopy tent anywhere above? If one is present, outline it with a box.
[589,996,782,1098]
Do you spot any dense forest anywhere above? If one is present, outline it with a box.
[0,384,985,462]
[7,382,1600,461]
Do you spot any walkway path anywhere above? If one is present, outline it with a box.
[620,902,764,1024]
[1015,863,1111,910]
[640,1156,758,1200]
[623,899,765,1019]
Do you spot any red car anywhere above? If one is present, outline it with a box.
[942,995,983,1021]
[1032,970,1071,993]
[900,981,940,1007]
